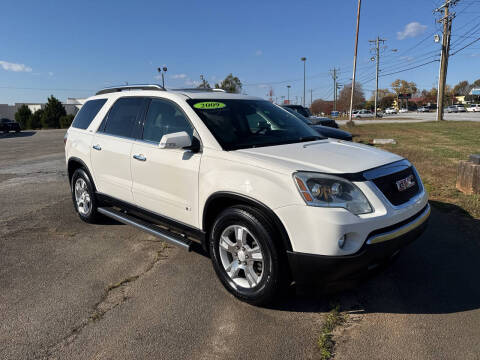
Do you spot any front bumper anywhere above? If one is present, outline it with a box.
[287,203,430,285]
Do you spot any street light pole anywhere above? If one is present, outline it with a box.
[301,57,307,107]
[348,0,362,123]
[287,85,291,103]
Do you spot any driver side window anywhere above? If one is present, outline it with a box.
[142,99,193,143]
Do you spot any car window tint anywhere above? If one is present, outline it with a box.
[103,97,144,138]
[142,99,193,143]
[71,99,107,130]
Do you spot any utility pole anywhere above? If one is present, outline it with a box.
[330,68,339,111]
[369,36,386,118]
[435,0,458,120]
[310,89,313,107]
[301,57,307,107]
[348,0,362,123]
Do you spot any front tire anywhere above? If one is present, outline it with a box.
[209,206,284,305]
[71,168,100,223]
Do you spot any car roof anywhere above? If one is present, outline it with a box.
[91,84,262,101]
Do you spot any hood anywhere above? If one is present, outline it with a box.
[311,125,352,141]
[235,139,402,175]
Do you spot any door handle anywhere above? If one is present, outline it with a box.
[93,144,102,151]
[133,154,147,161]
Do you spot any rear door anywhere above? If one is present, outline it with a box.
[131,98,201,227]
[90,97,146,203]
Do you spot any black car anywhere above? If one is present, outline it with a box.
[282,106,352,141]
[281,104,339,128]
[0,118,21,133]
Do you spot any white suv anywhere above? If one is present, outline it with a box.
[65,85,430,304]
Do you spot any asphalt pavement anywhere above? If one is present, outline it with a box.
[337,111,480,125]
[1,129,479,360]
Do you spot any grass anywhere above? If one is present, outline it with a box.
[317,305,345,360]
[344,121,480,219]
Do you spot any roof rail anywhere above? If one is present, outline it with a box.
[171,88,226,93]
[96,84,165,95]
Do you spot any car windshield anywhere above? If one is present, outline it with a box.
[281,106,312,125]
[187,99,323,150]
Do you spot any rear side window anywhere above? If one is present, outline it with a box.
[103,97,144,138]
[71,99,107,130]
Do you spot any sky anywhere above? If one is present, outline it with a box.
[0,0,479,105]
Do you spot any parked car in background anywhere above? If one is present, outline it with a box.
[281,105,338,128]
[354,109,378,118]
[282,104,312,118]
[446,105,458,113]
[399,108,409,113]
[282,106,352,141]
[385,108,397,114]
[0,118,21,133]
[467,104,480,112]
[455,104,466,112]
[417,106,430,113]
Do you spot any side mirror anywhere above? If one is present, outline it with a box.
[159,131,192,149]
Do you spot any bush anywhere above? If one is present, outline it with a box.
[59,114,75,128]
[42,95,66,128]
[14,104,32,129]
[31,109,44,129]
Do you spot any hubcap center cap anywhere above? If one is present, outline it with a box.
[237,250,246,262]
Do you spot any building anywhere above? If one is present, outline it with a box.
[0,98,84,120]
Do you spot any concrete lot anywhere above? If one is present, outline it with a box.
[1,130,479,360]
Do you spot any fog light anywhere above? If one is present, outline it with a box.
[338,235,346,249]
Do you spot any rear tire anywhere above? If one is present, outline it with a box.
[71,168,100,223]
[209,205,284,305]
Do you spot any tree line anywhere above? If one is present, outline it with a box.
[14,95,74,129]
[311,78,480,115]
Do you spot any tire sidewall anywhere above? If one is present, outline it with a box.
[71,168,97,222]
[209,207,280,304]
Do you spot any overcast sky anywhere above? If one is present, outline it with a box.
[0,0,479,104]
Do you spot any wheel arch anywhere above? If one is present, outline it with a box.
[202,192,292,253]
[67,157,96,191]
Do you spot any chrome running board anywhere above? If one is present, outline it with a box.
[98,207,192,250]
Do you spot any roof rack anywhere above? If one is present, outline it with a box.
[96,84,165,95]
[171,88,226,93]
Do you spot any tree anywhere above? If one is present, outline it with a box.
[452,80,471,96]
[379,94,395,109]
[215,73,242,93]
[59,114,75,128]
[197,75,211,89]
[421,88,437,104]
[337,83,365,111]
[41,95,66,128]
[311,99,333,115]
[391,79,418,95]
[31,109,44,129]
[371,88,395,109]
[15,104,32,129]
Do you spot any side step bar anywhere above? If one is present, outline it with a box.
[98,207,192,250]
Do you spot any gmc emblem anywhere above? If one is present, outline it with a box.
[396,174,416,192]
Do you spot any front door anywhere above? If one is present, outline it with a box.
[131,98,201,227]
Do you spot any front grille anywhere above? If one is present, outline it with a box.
[372,167,420,206]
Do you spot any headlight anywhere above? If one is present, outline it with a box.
[293,172,373,215]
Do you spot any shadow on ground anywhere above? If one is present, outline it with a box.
[0,131,36,138]
[270,201,480,315]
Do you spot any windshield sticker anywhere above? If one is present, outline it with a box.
[193,102,226,110]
